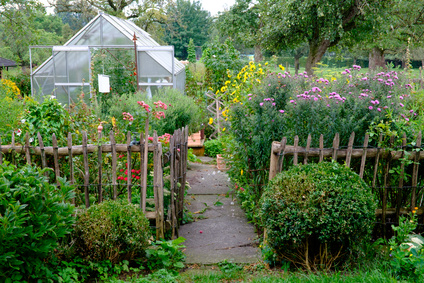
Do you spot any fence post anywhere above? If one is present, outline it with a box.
[396,133,407,223]
[67,132,75,204]
[345,132,355,168]
[25,133,31,165]
[110,131,118,200]
[411,132,422,209]
[293,136,299,165]
[126,131,132,203]
[304,134,311,165]
[359,133,369,179]
[52,133,60,185]
[269,140,284,180]
[82,131,90,208]
[332,133,340,162]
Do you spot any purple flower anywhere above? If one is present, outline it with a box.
[362,77,368,81]
[377,108,381,112]
[369,106,373,110]
[327,104,330,107]
[410,110,414,113]
[259,102,264,106]
[279,110,285,113]
[272,103,276,106]
[400,103,404,107]
[405,118,410,122]
[387,95,392,98]
[290,100,295,103]
[400,96,403,100]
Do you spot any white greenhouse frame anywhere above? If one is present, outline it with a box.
[30,13,185,105]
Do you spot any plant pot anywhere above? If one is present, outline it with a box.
[216,154,228,170]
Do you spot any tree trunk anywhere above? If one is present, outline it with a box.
[421,59,424,68]
[305,39,331,75]
[254,44,263,63]
[353,57,357,65]
[294,56,300,75]
[369,47,385,70]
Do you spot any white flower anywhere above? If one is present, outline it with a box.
[21,119,26,123]
[29,138,34,143]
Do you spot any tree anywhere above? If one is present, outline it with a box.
[262,0,383,74]
[187,38,196,63]
[216,0,264,62]
[0,0,59,65]
[49,0,169,39]
[163,0,210,60]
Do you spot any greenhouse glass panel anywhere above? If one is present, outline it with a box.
[102,20,132,45]
[69,86,90,104]
[69,19,101,46]
[53,52,67,84]
[176,70,186,92]
[68,51,89,83]
[55,87,70,105]
[138,51,172,83]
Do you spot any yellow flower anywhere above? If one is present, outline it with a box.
[241,169,243,175]
[215,90,220,95]
[225,80,231,85]
[331,77,337,81]
[410,254,413,257]
[209,118,213,125]
[222,127,226,132]
[256,79,261,83]
[279,64,285,71]
[265,62,268,66]
[111,117,116,127]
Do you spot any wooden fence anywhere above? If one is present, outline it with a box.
[0,127,189,239]
[269,131,424,236]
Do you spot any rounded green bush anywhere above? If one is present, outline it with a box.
[73,200,150,263]
[0,163,75,281]
[258,162,376,269]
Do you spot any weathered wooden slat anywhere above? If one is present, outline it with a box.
[278,137,287,174]
[396,133,407,222]
[411,132,422,209]
[318,134,324,163]
[126,131,132,203]
[293,135,299,165]
[52,133,60,184]
[153,131,164,239]
[141,118,149,213]
[67,132,75,204]
[25,133,31,165]
[82,131,90,208]
[332,133,340,162]
[110,131,117,200]
[304,134,311,165]
[382,136,395,236]
[38,133,47,170]
[359,134,369,179]
[373,134,383,189]
[98,132,103,203]
[169,132,177,239]
[345,132,355,168]
[140,132,146,211]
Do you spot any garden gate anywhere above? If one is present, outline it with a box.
[269,131,424,237]
[0,127,188,239]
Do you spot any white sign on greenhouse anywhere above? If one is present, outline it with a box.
[30,12,185,105]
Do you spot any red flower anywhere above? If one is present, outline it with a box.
[124,177,128,181]
[135,176,140,180]
[131,169,136,173]
[120,169,124,172]
[132,175,135,178]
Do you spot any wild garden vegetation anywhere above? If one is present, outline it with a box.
[2,0,424,282]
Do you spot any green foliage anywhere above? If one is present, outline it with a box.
[204,138,224,157]
[258,162,376,270]
[202,37,244,90]
[145,237,186,274]
[150,88,203,135]
[0,80,26,142]
[72,200,150,263]
[164,0,210,60]
[187,38,196,63]
[21,97,72,146]
[389,210,424,280]
[0,163,75,281]
[6,70,32,96]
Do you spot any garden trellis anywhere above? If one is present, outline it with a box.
[269,131,424,237]
[0,127,189,239]
[30,12,185,104]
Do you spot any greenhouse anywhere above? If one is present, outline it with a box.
[30,12,185,105]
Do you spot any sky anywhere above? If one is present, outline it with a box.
[40,0,236,16]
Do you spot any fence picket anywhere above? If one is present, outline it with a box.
[411,132,422,209]
[67,132,75,204]
[126,132,132,203]
[52,133,60,184]
[304,134,311,165]
[25,133,31,165]
[82,131,89,208]
[98,131,103,203]
[140,132,146,211]
[396,133,407,222]
[38,133,47,170]
[382,136,394,237]
[110,131,117,200]
[345,132,355,168]
[319,134,324,163]
[332,133,340,162]
[11,132,16,166]
[293,135,299,165]
[372,134,383,188]
[359,134,369,179]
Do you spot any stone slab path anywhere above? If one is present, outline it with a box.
[178,157,260,264]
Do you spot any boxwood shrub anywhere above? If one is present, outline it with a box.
[258,162,376,270]
[72,200,150,263]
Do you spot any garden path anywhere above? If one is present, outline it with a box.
[178,156,260,264]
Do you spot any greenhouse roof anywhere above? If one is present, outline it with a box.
[34,12,185,76]
[0,57,17,67]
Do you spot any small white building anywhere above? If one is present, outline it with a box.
[31,12,185,104]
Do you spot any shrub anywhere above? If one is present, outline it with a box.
[258,162,376,270]
[204,138,224,157]
[0,163,75,281]
[72,200,150,263]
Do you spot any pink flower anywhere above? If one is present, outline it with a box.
[369,106,373,110]
[279,110,285,113]
[259,102,264,106]
[399,103,404,107]
[377,108,381,112]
